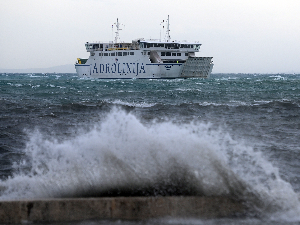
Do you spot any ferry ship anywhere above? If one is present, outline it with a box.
[75,16,213,79]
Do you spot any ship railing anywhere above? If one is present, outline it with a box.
[107,47,129,51]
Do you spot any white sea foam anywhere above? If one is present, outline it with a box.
[0,108,299,220]
[111,99,156,107]
[198,102,222,106]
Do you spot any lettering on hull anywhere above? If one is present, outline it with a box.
[92,63,146,76]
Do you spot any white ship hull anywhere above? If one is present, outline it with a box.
[75,53,213,79]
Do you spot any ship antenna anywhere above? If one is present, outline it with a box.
[114,18,124,44]
[166,15,171,42]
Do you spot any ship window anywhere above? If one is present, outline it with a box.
[111,52,115,56]
[118,52,122,56]
[172,53,176,56]
[185,53,188,56]
[161,52,165,56]
[177,53,181,56]
[99,53,102,56]
[148,52,150,55]
[104,53,108,56]
[123,52,127,56]
[93,44,99,49]
[181,44,191,48]
[166,52,171,56]
[130,52,134,55]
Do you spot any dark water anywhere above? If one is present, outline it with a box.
[1,73,300,224]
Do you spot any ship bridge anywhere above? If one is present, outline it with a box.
[85,42,139,52]
[137,40,201,52]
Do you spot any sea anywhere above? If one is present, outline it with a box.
[0,73,300,224]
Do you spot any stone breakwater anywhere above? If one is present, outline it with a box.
[0,196,246,224]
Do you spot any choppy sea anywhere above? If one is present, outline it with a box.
[1,73,300,224]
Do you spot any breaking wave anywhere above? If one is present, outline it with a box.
[0,108,299,219]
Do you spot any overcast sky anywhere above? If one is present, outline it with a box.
[1,0,300,73]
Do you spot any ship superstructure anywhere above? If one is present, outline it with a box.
[75,16,213,79]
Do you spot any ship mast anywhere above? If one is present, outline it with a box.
[160,15,171,42]
[114,18,122,43]
[166,15,171,42]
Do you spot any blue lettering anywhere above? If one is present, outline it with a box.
[136,63,139,76]
[126,63,131,73]
[140,63,146,73]
[130,63,135,73]
[111,63,116,73]
[122,63,126,73]
[118,63,122,73]
[99,64,104,73]
[106,63,110,73]
[94,63,98,73]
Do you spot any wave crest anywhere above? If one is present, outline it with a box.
[0,108,299,217]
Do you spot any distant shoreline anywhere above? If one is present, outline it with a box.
[0,64,75,74]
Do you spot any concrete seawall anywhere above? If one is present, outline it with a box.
[0,196,247,224]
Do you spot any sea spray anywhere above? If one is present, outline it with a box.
[0,108,299,218]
